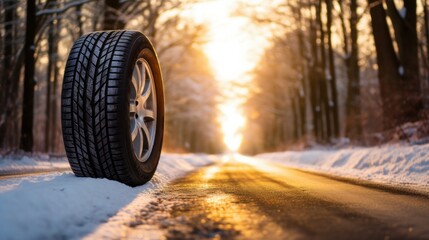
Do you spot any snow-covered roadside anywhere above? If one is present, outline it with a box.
[0,154,216,240]
[256,144,429,188]
[0,154,70,175]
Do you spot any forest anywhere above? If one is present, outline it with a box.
[0,0,223,154]
[0,0,428,155]
[240,0,429,154]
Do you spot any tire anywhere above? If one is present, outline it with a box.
[61,31,164,186]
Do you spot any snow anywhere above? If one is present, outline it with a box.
[256,144,429,188]
[0,154,216,240]
[0,154,70,175]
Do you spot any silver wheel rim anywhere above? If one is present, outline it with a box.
[130,58,157,162]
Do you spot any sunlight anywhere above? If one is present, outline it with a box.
[203,17,258,83]
[186,0,270,152]
[203,166,220,180]
[219,100,246,151]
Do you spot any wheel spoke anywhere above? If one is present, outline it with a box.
[137,127,144,157]
[144,109,155,120]
[141,61,146,84]
[140,80,147,99]
[138,62,145,95]
[135,62,143,94]
[133,65,140,91]
[130,101,137,113]
[131,75,139,96]
[131,121,138,141]
[141,123,152,148]
[131,122,139,142]
[141,81,151,103]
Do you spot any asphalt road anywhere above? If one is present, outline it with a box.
[126,155,429,240]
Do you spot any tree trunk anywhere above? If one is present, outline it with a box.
[326,0,340,137]
[368,0,402,130]
[345,0,363,140]
[425,0,429,67]
[50,45,59,152]
[76,4,83,37]
[296,3,307,139]
[385,0,422,123]
[317,0,331,141]
[20,0,37,151]
[424,0,429,108]
[103,0,126,30]
[369,0,421,129]
[291,90,300,141]
[45,9,54,152]
[45,0,59,152]
[309,4,322,141]
[0,0,15,148]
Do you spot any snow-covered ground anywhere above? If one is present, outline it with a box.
[0,154,70,175]
[0,154,216,240]
[256,144,429,188]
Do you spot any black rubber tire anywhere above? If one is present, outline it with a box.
[61,31,164,186]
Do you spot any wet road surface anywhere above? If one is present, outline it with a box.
[126,155,429,240]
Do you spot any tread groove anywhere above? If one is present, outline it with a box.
[82,32,105,177]
[90,31,114,178]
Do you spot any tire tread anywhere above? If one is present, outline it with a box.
[62,31,131,181]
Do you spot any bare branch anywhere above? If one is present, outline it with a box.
[36,0,91,16]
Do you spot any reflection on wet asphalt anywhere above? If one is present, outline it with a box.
[127,164,291,239]
[126,155,429,240]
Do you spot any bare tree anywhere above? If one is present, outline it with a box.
[369,0,422,130]
[0,0,17,148]
[103,0,125,30]
[340,0,362,140]
[326,0,340,137]
[20,0,37,151]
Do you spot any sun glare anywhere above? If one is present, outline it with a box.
[220,100,246,151]
[187,0,269,152]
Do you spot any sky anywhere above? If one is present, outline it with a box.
[185,0,271,151]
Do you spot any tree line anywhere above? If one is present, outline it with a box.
[241,0,429,154]
[0,0,223,154]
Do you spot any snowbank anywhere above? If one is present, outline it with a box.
[0,154,216,240]
[256,144,429,187]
